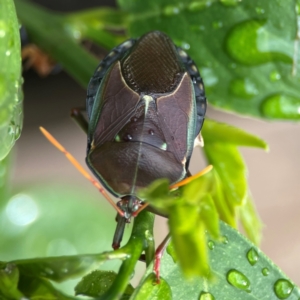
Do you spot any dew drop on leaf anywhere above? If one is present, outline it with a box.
[188,1,207,12]
[199,291,215,300]
[222,236,229,244]
[163,5,180,16]
[246,248,259,266]
[255,7,265,14]
[269,70,281,81]
[219,0,241,7]
[208,240,215,250]
[212,21,223,29]
[201,68,218,87]
[274,279,293,299]
[229,78,258,99]
[45,267,54,275]
[0,20,7,38]
[260,94,300,119]
[225,20,292,65]
[262,267,270,276]
[226,269,251,292]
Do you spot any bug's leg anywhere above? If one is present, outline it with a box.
[153,233,171,284]
[71,107,88,134]
[112,214,127,250]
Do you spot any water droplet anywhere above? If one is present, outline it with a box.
[0,21,6,38]
[201,68,218,87]
[14,125,21,140]
[269,70,281,81]
[124,134,133,141]
[163,5,181,16]
[45,267,54,275]
[213,21,223,29]
[247,248,259,266]
[188,1,207,12]
[227,269,251,292]
[255,7,265,14]
[274,279,293,299]
[199,291,215,300]
[148,129,154,135]
[222,236,229,244]
[5,50,11,56]
[261,93,300,119]
[226,20,292,65]
[262,267,269,276]
[220,0,241,7]
[229,78,258,99]
[208,240,215,250]
[180,41,190,50]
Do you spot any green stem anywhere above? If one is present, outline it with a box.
[14,0,98,87]
[99,210,155,300]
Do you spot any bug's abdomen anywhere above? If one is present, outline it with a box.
[88,141,185,196]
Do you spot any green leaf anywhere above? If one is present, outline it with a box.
[168,201,210,277]
[15,0,98,87]
[202,119,268,150]
[14,252,124,282]
[18,276,75,300]
[149,222,300,300]
[0,263,24,299]
[75,270,134,297]
[198,194,220,239]
[117,0,300,120]
[0,0,23,160]
[131,273,172,300]
[204,144,247,206]
[238,195,263,245]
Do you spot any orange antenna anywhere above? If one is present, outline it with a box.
[169,165,213,190]
[133,165,213,216]
[39,127,124,217]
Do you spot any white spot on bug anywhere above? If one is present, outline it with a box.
[142,95,154,103]
[191,65,198,72]
[199,83,204,90]
[108,51,116,57]
[160,143,167,151]
[121,40,133,49]
[178,49,188,58]
[194,133,204,148]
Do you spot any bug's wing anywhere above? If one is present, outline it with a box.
[156,72,196,165]
[88,61,140,147]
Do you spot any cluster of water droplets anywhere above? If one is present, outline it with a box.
[203,236,298,299]
[0,16,23,159]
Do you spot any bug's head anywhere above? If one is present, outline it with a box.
[117,195,140,220]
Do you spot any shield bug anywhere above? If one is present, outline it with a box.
[71,31,206,249]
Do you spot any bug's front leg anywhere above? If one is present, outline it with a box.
[71,107,88,134]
